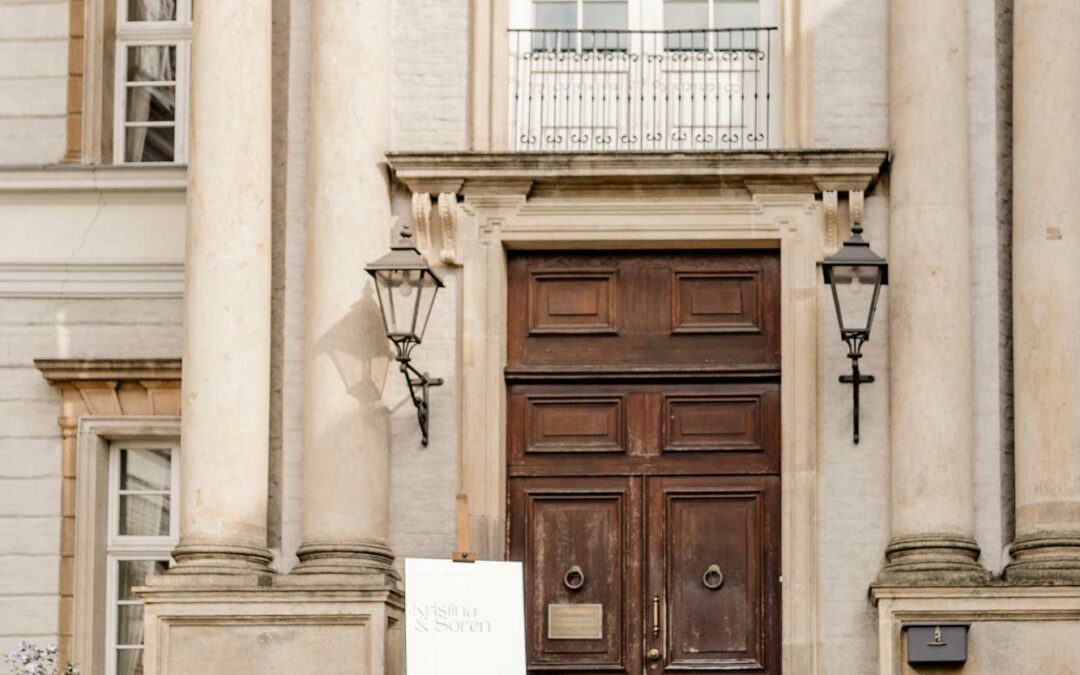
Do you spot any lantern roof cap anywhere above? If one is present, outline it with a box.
[364,221,445,287]
[822,220,888,285]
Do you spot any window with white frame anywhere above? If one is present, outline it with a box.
[105,441,179,675]
[113,0,192,164]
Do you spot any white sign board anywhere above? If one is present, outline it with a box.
[405,558,527,675]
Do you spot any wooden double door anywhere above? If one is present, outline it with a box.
[507,251,782,674]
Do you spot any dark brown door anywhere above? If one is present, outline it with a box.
[507,251,781,675]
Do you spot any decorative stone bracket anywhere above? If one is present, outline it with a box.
[410,184,464,265]
[822,188,865,254]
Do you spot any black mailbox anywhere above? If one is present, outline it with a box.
[903,622,971,666]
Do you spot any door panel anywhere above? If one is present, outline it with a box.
[507,252,781,374]
[523,394,628,454]
[509,382,780,475]
[509,477,643,673]
[645,476,780,673]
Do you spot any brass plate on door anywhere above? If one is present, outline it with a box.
[547,603,603,640]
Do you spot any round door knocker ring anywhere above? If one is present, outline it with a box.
[703,564,724,590]
[564,565,585,591]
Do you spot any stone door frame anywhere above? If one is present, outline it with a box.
[391,150,887,674]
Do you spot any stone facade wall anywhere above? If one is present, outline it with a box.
[0,0,1048,672]
[819,193,891,675]
[0,0,68,163]
[0,171,186,655]
[383,0,469,562]
[812,1,891,673]
[811,0,888,149]
[0,297,182,655]
[273,0,310,573]
[390,0,470,151]
[969,0,1010,575]
[272,0,467,570]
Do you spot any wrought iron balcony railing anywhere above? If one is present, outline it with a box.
[509,28,778,152]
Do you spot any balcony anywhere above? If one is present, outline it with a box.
[509,28,778,153]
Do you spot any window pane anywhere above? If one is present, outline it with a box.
[119,448,172,492]
[665,0,708,29]
[128,0,177,21]
[126,86,176,124]
[118,560,170,600]
[127,46,176,83]
[117,605,145,646]
[534,1,576,29]
[119,494,171,535]
[582,0,627,30]
[714,0,760,28]
[125,126,176,163]
[116,648,143,675]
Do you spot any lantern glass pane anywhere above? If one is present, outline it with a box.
[829,264,882,334]
[414,272,441,342]
[375,269,423,338]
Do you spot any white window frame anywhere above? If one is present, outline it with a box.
[104,439,180,675]
[112,0,192,164]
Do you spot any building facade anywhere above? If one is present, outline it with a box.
[1,0,1078,673]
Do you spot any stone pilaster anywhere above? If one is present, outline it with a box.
[293,0,396,578]
[170,0,274,576]
[1005,0,1080,583]
[879,0,986,583]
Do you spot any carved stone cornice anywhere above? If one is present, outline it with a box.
[35,358,182,421]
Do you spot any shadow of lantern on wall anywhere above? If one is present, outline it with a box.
[822,219,888,444]
[365,221,445,446]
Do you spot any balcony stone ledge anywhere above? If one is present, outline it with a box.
[388,149,889,197]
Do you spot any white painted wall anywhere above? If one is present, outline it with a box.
[0,0,69,164]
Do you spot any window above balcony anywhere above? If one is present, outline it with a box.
[508,0,779,152]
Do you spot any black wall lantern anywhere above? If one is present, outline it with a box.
[822,220,888,444]
[366,221,444,446]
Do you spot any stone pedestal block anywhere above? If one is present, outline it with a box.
[872,586,1080,675]
[139,576,403,675]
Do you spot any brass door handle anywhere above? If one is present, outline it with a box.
[647,648,661,661]
[651,594,660,636]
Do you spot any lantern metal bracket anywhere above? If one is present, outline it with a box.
[398,357,443,447]
[838,332,874,444]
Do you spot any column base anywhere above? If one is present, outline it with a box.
[877,534,990,585]
[294,540,398,578]
[169,543,274,578]
[1005,533,1080,584]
